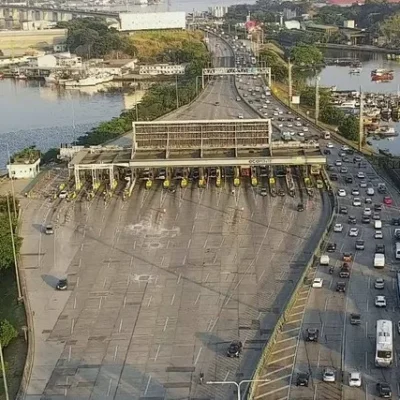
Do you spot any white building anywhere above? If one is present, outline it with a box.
[343,20,355,28]
[119,11,186,31]
[139,64,186,75]
[208,6,228,18]
[7,158,40,179]
[27,52,82,69]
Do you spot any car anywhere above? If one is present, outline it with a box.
[260,188,268,197]
[303,127,309,132]
[340,206,348,214]
[296,372,309,387]
[338,189,346,197]
[375,230,383,239]
[298,132,305,137]
[367,187,375,196]
[297,203,304,212]
[373,213,381,220]
[349,372,362,387]
[392,217,400,226]
[343,253,353,262]
[323,368,336,382]
[351,188,360,196]
[374,278,385,289]
[236,97,241,101]
[227,340,243,357]
[349,228,359,237]
[59,190,68,199]
[327,142,334,148]
[375,295,387,307]
[45,224,54,235]
[383,196,392,205]
[374,203,383,211]
[363,207,372,216]
[334,223,343,232]
[215,101,220,105]
[327,243,337,252]
[376,382,392,398]
[330,173,338,181]
[365,198,372,204]
[353,198,361,207]
[327,164,334,171]
[238,114,244,119]
[56,279,68,291]
[362,216,370,224]
[357,172,365,179]
[360,180,367,188]
[354,156,362,162]
[355,240,365,250]
[306,328,319,342]
[342,157,350,163]
[340,167,348,173]
[348,215,357,224]
[376,244,385,254]
[312,278,323,288]
[323,149,331,155]
[345,176,353,184]
[336,282,346,292]
[350,313,361,325]
[335,160,342,166]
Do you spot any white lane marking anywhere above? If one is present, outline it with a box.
[282,327,300,334]
[144,376,152,395]
[271,345,297,355]
[276,336,297,344]
[163,317,169,332]
[153,344,160,362]
[118,319,123,333]
[170,294,175,306]
[254,385,290,399]
[268,354,295,365]
[194,347,202,365]
[261,365,293,378]
[113,345,118,361]
[258,374,291,388]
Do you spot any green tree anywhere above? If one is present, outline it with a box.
[290,44,323,66]
[338,115,359,140]
[0,319,18,348]
[320,106,346,125]
[259,48,288,82]
[0,213,21,271]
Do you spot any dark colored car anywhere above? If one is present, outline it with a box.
[227,340,243,357]
[350,313,361,325]
[56,279,68,291]
[324,149,331,155]
[376,382,392,398]
[345,176,353,184]
[297,203,304,212]
[327,243,337,252]
[348,215,357,224]
[392,218,400,226]
[336,282,346,292]
[327,164,334,171]
[340,206,348,214]
[306,328,319,342]
[296,372,310,387]
[278,189,285,197]
[330,173,338,181]
[374,203,383,211]
[376,244,386,254]
[362,216,371,224]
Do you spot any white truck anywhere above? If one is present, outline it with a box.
[374,253,385,269]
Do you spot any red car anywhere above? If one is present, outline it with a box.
[384,196,393,205]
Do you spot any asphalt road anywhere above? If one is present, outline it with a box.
[20,34,328,400]
[290,144,400,400]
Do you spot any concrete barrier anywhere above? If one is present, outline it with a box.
[248,190,335,398]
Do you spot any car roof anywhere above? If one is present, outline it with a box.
[376,295,385,300]
[350,372,361,379]
[324,367,335,373]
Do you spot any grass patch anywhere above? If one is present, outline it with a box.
[0,268,27,400]
[130,30,205,61]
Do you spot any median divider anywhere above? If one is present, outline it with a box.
[248,189,336,399]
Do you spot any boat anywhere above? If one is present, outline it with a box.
[379,148,392,157]
[371,68,394,77]
[349,67,361,74]
[0,72,3,80]
[337,100,357,109]
[14,73,27,80]
[64,74,114,87]
[372,73,394,82]
[378,126,397,137]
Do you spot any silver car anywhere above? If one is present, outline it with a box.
[323,368,336,382]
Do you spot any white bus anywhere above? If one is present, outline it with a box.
[396,242,400,259]
[375,320,393,367]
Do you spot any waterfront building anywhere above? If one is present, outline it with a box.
[7,150,41,179]
[138,63,186,75]
[27,52,82,69]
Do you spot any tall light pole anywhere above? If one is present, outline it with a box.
[315,76,320,125]
[175,74,179,109]
[359,87,364,151]
[207,379,270,400]
[288,58,292,107]
[0,340,10,400]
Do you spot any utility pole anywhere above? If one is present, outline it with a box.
[315,77,320,124]
[288,58,292,107]
[0,340,10,400]
[175,75,179,109]
[359,88,364,151]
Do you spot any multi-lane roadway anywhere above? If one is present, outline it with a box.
[19,33,329,400]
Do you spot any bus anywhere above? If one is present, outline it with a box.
[375,320,393,367]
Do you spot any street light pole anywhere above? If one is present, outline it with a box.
[207,379,270,400]
[0,340,10,400]
[175,74,179,109]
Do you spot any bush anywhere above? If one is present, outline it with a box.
[0,319,18,348]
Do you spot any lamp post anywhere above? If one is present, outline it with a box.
[206,379,269,400]
[0,340,10,400]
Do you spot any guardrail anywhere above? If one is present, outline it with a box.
[248,184,336,399]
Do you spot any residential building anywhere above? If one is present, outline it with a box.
[208,6,229,18]
[27,52,82,69]
[139,63,186,75]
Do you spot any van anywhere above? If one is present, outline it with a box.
[374,253,385,269]
[320,254,330,266]
[374,220,382,229]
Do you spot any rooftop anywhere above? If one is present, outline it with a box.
[10,147,40,164]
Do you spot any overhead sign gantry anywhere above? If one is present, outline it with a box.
[201,67,272,87]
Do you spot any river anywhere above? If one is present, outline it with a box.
[0,79,128,171]
[317,49,400,155]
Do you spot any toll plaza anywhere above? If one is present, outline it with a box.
[68,119,326,197]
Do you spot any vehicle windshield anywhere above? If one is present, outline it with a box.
[377,350,392,359]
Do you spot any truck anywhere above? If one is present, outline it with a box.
[320,254,330,266]
[339,263,351,278]
[374,253,385,269]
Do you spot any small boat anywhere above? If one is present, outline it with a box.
[0,72,3,80]
[372,73,393,81]
[14,73,27,80]
[378,126,398,137]
[371,68,394,76]
[379,148,392,157]
[349,67,361,74]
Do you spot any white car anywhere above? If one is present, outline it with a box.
[263,104,268,109]
[298,132,305,137]
[375,295,387,308]
[327,143,334,148]
[335,160,342,166]
[296,122,302,127]
[357,172,365,179]
[303,127,309,132]
[375,230,383,239]
[238,114,244,119]
[59,190,68,199]
[334,223,343,232]
[351,189,359,196]
[363,208,372,216]
[367,187,375,196]
[349,228,359,237]
[353,198,361,207]
[312,278,323,288]
[287,123,293,127]
[338,189,346,197]
[323,368,336,383]
[349,372,362,387]
[265,100,270,104]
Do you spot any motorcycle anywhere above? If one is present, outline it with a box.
[329,266,334,274]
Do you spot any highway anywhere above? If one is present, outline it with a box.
[19,33,329,400]
[289,145,400,400]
